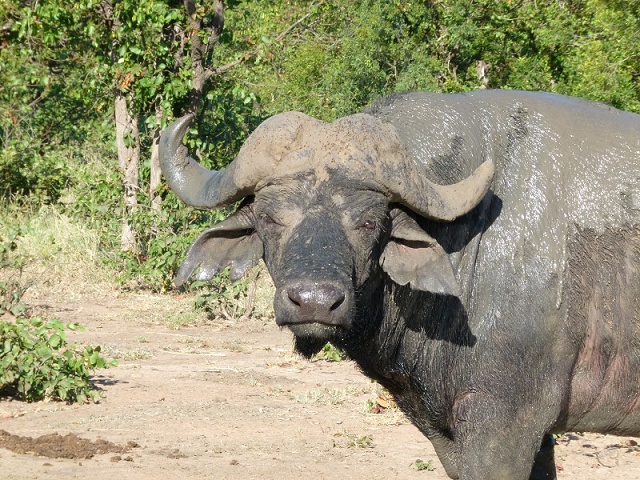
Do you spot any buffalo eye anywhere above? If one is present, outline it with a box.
[362,219,377,230]
[259,213,279,226]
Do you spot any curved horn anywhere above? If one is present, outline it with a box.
[386,160,495,221]
[159,112,320,209]
[334,114,495,221]
[159,114,246,209]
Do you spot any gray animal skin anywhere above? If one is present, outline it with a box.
[159,90,640,479]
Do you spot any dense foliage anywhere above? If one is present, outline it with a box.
[1,0,639,290]
[0,317,116,403]
[228,0,640,118]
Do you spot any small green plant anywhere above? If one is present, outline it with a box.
[193,269,253,320]
[221,340,244,352]
[347,433,374,449]
[0,317,117,403]
[366,387,397,413]
[0,275,28,318]
[414,459,435,471]
[315,342,346,362]
[333,430,375,449]
[0,226,29,317]
[366,398,376,412]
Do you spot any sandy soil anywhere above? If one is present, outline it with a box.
[2,292,640,480]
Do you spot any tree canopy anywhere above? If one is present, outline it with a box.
[1,0,639,288]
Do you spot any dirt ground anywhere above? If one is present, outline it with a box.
[2,291,640,480]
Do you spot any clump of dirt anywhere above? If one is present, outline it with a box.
[0,429,138,459]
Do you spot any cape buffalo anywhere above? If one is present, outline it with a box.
[159,90,640,479]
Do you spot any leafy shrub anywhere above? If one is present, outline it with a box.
[315,342,347,362]
[0,317,117,403]
[59,165,123,252]
[0,226,28,317]
[59,159,236,293]
[0,148,71,204]
[192,268,254,320]
[0,275,27,318]
[0,225,116,404]
[414,459,436,471]
[114,190,231,292]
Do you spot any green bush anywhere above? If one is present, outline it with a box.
[192,268,253,320]
[0,225,117,404]
[0,225,28,317]
[315,342,347,362]
[0,317,117,403]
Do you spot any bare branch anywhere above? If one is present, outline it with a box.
[203,0,324,80]
[205,0,225,59]
[184,0,225,113]
[275,2,320,42]
[204,54,254,80]
[1,20,14,33]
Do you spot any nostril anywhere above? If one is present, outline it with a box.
[287,290,301,307]
[330,293,345,312]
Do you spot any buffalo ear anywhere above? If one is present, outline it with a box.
[380,210,462,297]
[174,209,263,287]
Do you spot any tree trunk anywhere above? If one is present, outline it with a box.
[183,0,225,114]
[114,91,140,252]
[149,104,164,211]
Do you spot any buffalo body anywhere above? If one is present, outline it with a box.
[160,90,640,479]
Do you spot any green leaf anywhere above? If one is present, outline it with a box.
[30,318,43,327]
[89,350,100,366]
[48,334,62,348]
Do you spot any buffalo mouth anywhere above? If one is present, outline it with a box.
[285,322,342,337]
[287,323,342,358]
[275,316,351,328]
[278,311,349,359]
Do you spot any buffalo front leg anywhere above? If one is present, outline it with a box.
[425,430,556,480]
[457,436,545,479]
[454,419,555,480]
[425,429,460,479]
[529,434,557,480]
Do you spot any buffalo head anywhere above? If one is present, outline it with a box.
[160,113,494,354]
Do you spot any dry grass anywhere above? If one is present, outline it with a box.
[101,344,153,361]
[10,205,114,299]
[251,266,275,319]
[363,405,408,427]
[1,203,216,326]
[221,339,246,352]
[117,292,211,328]
[293,386,372,406]
[2,203,277,327]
